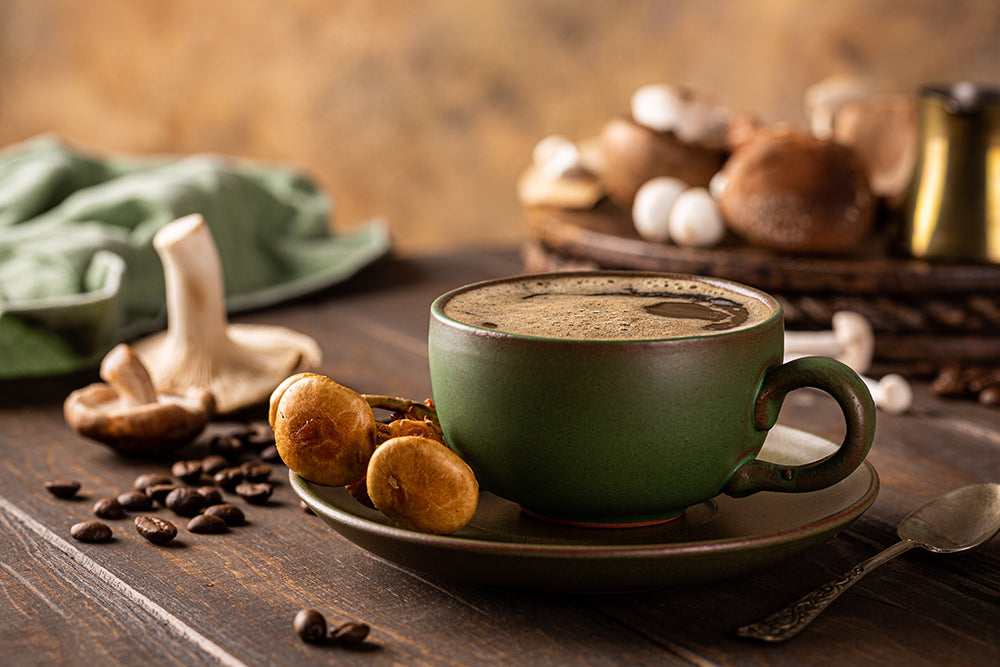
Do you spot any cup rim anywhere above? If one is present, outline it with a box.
[430,270,783,343]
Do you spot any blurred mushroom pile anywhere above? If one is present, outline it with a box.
[518,77,1000,404]
[519,76,915,255]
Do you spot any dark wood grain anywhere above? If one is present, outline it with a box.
[2,249,999,666]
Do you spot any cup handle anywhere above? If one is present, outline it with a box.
[723,356,876,497]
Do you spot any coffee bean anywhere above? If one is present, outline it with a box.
[201,454,229,476]
[211,434,244,459]
[117,490,154,511]
[165,487,208,517]
[235,481,273,505]
[197,485,223,506]
[133,472,172,492]
[171,460,203,484]
[213,467,245,491]
[146,483,180,505]
[241,462,272,483]
[92,497,125,519]
[134,516,177,544]
[70,520,112,543]
[44,479,81,499]
[294,609,327,643]
[187,514,228,534]
[204,503,245,526]
[259,445,281,463]
[239,421,275,450]
[330,621,370,647]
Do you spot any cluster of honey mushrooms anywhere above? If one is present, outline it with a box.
[269,373,479,535]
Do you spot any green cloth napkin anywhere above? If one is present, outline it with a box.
[0,135,390,379]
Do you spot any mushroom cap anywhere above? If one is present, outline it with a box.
[831,310,875,374]
[366,435,479,535]
[831,94,918,205]
[269,373,377,487]
[718,130,875,254]
[63,383,214,455]
[133,323,321,415]
[598,116,727,208]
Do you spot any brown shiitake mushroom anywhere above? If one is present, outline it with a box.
[599,116,727,209]
[717,129,875,255]
[366,435,478,535]
[63,344,214,455]
[269,373,377,487]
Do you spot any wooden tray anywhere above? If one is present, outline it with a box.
[524,202,1000,365]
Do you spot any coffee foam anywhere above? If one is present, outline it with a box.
[442,274,773,340]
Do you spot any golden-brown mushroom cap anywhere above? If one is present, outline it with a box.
[366,435,479,535]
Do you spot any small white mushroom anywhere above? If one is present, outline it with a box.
[517,135,603,209]
[632,177,686,243]
[667,187,726,248]
[804,75,874,139]
[783,311,875,375]
[630,83,729,148]
[132,214,321,414]
[862,373,913,415]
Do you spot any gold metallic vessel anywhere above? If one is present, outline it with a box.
[903,82,1000,263]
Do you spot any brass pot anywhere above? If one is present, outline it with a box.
[902,82,1000,263]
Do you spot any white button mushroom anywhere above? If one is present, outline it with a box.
[630,83,729,148]
[517,135,603,209]
[667,187,726,248]
[632,177,687,243]
[862,373,913,415]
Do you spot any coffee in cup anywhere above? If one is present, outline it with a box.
[428,271,875,527]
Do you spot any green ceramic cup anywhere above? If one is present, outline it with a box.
[428,271,875,527]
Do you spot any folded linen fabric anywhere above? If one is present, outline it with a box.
[0,136,390,379]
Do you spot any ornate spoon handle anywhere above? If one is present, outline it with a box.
[737,539,918,642]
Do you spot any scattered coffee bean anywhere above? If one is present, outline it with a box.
[117,490,154,511]
[239,421,275,450]
[134,515,177,544]
[235,481,273,505]
[241,462,272,483]
[197,485,223,506]
[214,467,245,491]
[211,434,245,459]
[204,503,245,526]
[92,496,126,519]
[70,520,112,543]
[171,460,203,484]
[330,621,370,647]
[165,487,208,517]
[201,454,229,476]
[187,513,228,534]
[294,609,327,643]
[44,479,81,499]
[133,472,172,492]
[259,445,281,463]
[146,483,180,505]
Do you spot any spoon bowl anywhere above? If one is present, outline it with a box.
[738,483,1000,642]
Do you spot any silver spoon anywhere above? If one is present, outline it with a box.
[737,483,1000,642]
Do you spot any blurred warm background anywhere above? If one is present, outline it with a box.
[1,0,997,255]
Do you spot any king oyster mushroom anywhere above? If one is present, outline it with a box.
[64,343,214,455]
[132,214,321,414]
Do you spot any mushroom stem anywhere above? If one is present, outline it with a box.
[99,344,158,407]
[154,214,231,356]
[363,395,439,424]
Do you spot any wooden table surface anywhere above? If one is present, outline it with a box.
[2,249,998,666]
